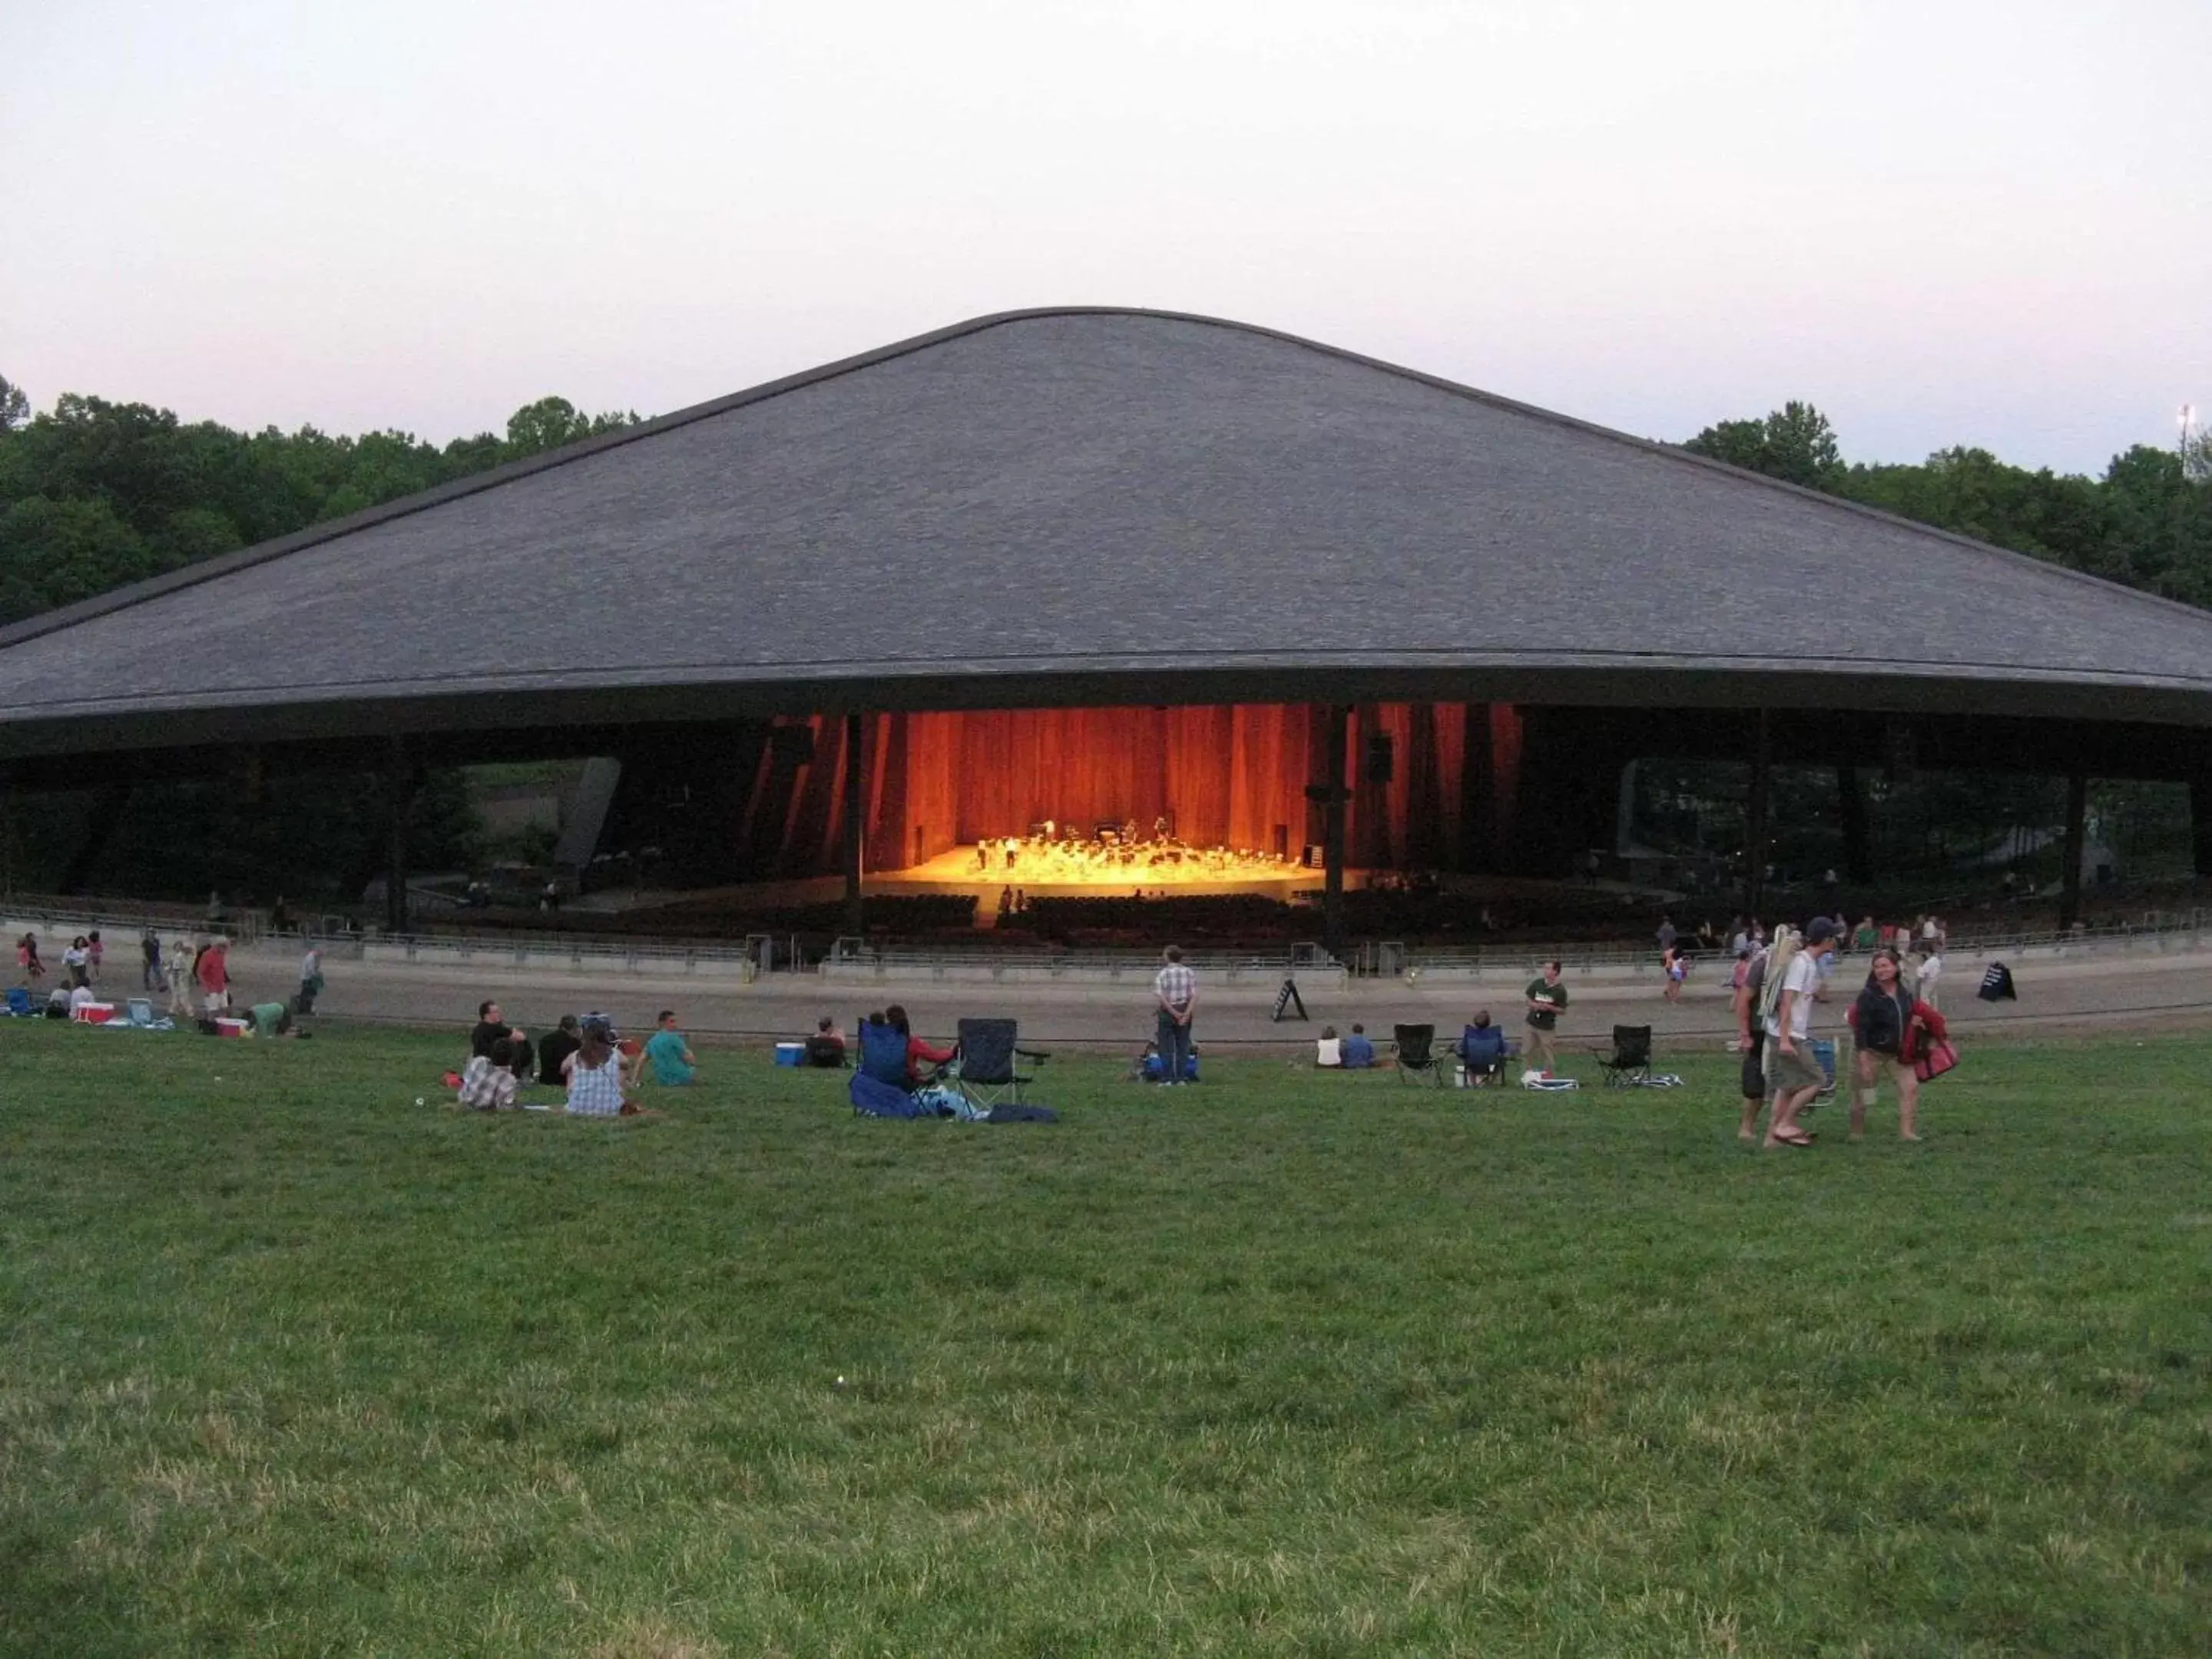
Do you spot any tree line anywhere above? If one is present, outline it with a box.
[0,375,635,625]
[1682,402,2212,608]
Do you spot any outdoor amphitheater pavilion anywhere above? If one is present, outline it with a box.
[6,306,2212,958]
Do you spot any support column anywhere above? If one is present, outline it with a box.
[2059,771,2088,931]
[1323,704,1349,962]
[1745,710,1771,919]
[385,737,417,937]
[2188,771,2212,886]
[842,711,866,937]
[1837,764,1871,885]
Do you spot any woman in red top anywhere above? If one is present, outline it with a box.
[1847,949,1948,1142]
[883,1004,955,1087]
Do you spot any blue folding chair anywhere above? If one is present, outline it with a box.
[5,987,32,1018]
[856,1021,911,1090]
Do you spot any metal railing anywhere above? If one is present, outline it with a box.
[1399,911,2212,976]
[1,897,267,947]
[12,892,2207,985]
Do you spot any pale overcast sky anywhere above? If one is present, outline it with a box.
[4,0,2205,472]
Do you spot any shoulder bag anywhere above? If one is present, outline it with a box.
[1912,1038,1959,1082]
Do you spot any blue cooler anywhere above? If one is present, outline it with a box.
[773,1041,805,1068]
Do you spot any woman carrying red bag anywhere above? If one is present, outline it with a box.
[1847,947,1949,1143]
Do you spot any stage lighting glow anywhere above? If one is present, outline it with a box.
[896,832,1317,894]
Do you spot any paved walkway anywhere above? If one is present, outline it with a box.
[174,939,2212,1055]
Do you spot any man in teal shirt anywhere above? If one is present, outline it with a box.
[637,1009,698,1087]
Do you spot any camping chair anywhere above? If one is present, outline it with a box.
[1598,1025,1653,1087]
[4,986,32,1018]
[1455,1025,1509,1086]
[856,1020,911,1090]
[1392,1024,1447,1087]
[953,1018,1048,1111]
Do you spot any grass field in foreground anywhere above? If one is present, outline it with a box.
[2,1021,2207,1657]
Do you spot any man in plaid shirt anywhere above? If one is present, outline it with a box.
[1154,944,1198,1084]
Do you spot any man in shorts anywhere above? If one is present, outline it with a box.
[1763,919,1838,1148]
[1733,942,1772,1141]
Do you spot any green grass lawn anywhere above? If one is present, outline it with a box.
[2,1020,2207,1657]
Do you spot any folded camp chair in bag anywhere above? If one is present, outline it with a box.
[1598,1025,1653,1087]
[1392,1024,1447,1086]
[954,1018,1048,1111]
[849,1071,926,1118]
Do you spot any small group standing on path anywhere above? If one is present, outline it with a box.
[1734,919,1950,1149]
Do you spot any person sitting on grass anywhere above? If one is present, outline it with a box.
[1340,1024,1376,1068]
[46,983,73,1018]
[804,1015,847,1068]
[459,1037,521,1111]
[1455,1010,1508,1083]
[1315,1025,1343,1068]
[635,1009,698,1088]
[564,1021,644,1117]
[535,1015,581,1087]
[470,1000,530,1082]
[884,1004,954,1088]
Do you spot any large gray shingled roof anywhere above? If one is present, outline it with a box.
[5,306,2211,758]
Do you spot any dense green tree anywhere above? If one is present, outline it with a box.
[1684,401,1843,490]
[503,396,639,460]
[0,386,636,626]
[0,375,27,433]
[0,495,155,623]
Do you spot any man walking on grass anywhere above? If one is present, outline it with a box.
[1154,945,1197,1084]
[1762,919,1836,1148]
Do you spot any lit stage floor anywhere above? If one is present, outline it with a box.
[871,843,1344,902]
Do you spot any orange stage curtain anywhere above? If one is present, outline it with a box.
[749,702,1494,877]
